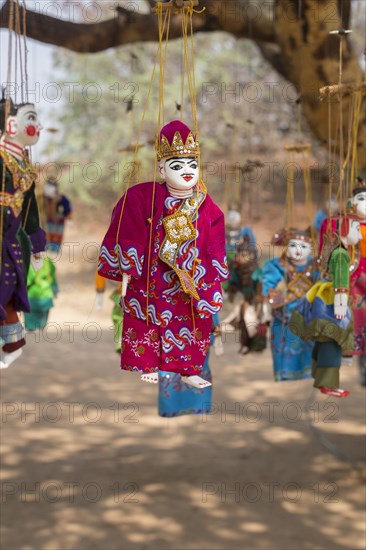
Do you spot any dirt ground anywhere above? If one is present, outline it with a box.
[1,221,365,550]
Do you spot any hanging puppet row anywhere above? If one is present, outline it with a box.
[1,2,365,415]
[94,5,365,404]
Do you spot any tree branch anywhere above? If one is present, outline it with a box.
[274,0,365,172]
[0,0,276,53]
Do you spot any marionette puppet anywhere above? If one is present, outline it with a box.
[24,257,58,331]
[313,194,340,234]
[43,177,72,253]
[291,215,362,397]
[348,178,366,386]
[225,209,258,302]
[98,120,228,388]
[0,98,46,368]
[262,228,318,381]
[95,270,123,354]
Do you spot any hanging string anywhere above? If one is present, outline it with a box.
[15,1,25,103]
[188,6,199,133]
[1,0,16,275]
[334,30,347,310]
[343,91,362,196]
[14,0,19,103]
[231,39,240,207]
[115,3,170,221]
[338,33,345,207]
[113,1,202,326]
[158,5,172,131]
[297,101,303,145]
[350,91,362,184]
[114,2,170,323]
[327,94,333,211]
[6,0,15,88]
[146,5,173,323]
[246,19,256,222]
[16,0,34,231]
[181,4,199,131]
[22,0,29,103]
[302,148,315,241]
[180,34,185,121]
[285,153,294,229]
[182,2,201,333]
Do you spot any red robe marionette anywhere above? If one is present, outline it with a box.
[98,120,228,385]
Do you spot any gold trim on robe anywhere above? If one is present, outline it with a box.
[159,182,206,300]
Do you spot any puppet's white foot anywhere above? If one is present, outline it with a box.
[2,348,22,367]
[181,375,212,388]
[0,361,8,369]
[320,387,350,398]
[141,372,158,384]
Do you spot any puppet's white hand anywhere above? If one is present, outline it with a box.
[334,292,348,319]
[121,273,131,297]
[262,301,272,323]
[95,293,104,311]
[31,252,45,272]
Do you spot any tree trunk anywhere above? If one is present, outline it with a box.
[1,0,365,172]
[274,0,365,174]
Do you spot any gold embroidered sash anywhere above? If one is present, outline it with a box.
[159,184,206,300]
[269,257,315,309]
[0,150,36,217]
[0,189,24,218]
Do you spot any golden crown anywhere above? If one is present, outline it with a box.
[156,130,199,161]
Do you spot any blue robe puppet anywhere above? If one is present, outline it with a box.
[262,228,318,381]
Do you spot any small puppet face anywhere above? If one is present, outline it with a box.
[352,191,366,220]
[286,239,312,262]
[342,219,362,246]
[43,182,58,199]
[159,156,199,191]
[325,196,339,215]
[226,210,241,230]
[6,104,43,146]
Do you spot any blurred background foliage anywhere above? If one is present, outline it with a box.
[40,0,365,220]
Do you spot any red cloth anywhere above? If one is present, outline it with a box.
[98,181,228,375]
[318,217,337,256]
[121,311,212,376]
[160,119,194,144]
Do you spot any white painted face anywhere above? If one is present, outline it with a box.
[6,104,43,146]
[159,156,199,191]
[352,191,366,220]
[43,182,58,199]
[342,219,362,246]
[227,210,241,230]
[325,196,339,215]
[286,239,312,262]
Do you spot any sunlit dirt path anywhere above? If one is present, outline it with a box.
[1,224,365,550]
